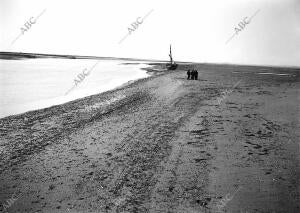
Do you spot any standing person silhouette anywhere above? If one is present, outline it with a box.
[195,70,198,80]
[187,70,191,79]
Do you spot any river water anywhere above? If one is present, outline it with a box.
[0,58,150,118]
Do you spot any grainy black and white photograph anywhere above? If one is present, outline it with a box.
[0,0,299,212]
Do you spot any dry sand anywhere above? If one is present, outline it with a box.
[0,64,299,213]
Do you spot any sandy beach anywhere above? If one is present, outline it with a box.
[0,64,299,213]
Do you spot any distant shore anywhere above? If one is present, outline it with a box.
[1,51,299,69]
[0,51,169,62]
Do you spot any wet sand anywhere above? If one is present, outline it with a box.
[0,64,299,213]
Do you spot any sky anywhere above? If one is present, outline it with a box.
[1,0,299,67]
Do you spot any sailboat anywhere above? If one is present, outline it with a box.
[166,45,178,70]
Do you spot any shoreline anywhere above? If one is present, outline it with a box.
[0,62,163,120]
[0,63,167,172]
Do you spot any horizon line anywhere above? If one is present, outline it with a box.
[0,51,299,69]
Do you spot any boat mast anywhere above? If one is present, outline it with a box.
[169,45,173,64]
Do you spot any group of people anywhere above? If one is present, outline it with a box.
[187,69,198,80]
